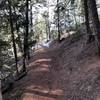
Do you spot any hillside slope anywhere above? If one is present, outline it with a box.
[4,33,100,100]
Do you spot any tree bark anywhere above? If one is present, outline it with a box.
[88,0,100,53]
[13,6,23,54]
[0,81,3,100]
[8,0,18,74]
[57,0,61,42]
[83,0,94,43]
[23,0,30,72]
[30,1,33,34]
[24,0,30,60]
[45,17,51,42]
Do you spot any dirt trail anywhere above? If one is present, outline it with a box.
[4,47,64,100]
[4,38,100,100]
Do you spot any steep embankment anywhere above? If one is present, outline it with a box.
[4,33,100,100]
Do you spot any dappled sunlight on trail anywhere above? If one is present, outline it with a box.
[19,48,64,100]
[4,47,64,100]
[21,85,64,100]
[4,37,100,100]
[29,58,51,68]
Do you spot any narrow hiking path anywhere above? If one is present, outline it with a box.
[4,39,100,100]
[4,47,64,100]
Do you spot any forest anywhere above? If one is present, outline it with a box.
[0,0,100,100]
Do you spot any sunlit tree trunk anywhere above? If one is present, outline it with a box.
[8,0,18,74]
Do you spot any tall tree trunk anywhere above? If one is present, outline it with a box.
[83,0,94,43]
[45,17,51,42]
[45,17,49,41]
[47,1,51,41]
[30,2,33,33]
[0,81,3,100]
[64,0,67,33]
[25,0,30,59]
[13,6,23,54]
[73,7,77,30]
[88,0,100,53]
[23,0,30,72]
[8,0,18,74]
[17,34,23,53]
[57,0,60,42]
[47,19,51,41]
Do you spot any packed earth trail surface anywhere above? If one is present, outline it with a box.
[4,35,100,100]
